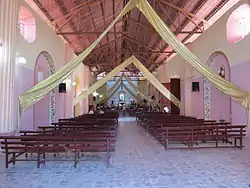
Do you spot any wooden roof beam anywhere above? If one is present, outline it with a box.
[56,31,127,35]
[153,0,208,62]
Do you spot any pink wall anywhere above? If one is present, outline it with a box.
[231,61,250,125]
[182,52,231,121]
[15,65,34,130]
[181,76,203,118]
[14,52,71,131]
[34,55,50,129]
[210,53,231,122]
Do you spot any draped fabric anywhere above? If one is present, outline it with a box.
[123,74,158,105]
[107,74,124,94]
[19,0,250,116]
[73,56,180,106]
[136,0,250,112]
[96,82,140,104]
[121,83,141,102]
[100,83,122,104]
[73,56,134,105]
[18,0,137,115]
[93,74,125,105]
[132,57,178,106]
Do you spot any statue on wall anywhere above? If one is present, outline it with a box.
[218,66,225,78]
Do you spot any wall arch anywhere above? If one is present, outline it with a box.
[203,51,231,121]
[34,51,55,129]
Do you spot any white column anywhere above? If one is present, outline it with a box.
[0,0,18,133]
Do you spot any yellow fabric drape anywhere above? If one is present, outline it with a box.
[94,75,141,105]
[73,56,134,105]
[123,74,158,105]
[18,0,136,115]
[73,56,179,106]
[132,57,179,106]
[103,82,140,103]
[19,0,250,116]
[94,74,124,104]
[136,0,250,112]
[121,82,141,102]
[100,83,122,104]
[107,74,124,94]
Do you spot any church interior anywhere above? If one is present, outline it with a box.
[1,0,250,187]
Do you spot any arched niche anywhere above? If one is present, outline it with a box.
[34,51,55,129]
[203,51,231,122]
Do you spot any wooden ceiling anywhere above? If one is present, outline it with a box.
[32,0,230,75]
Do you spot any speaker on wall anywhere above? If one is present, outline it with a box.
[192,82,200,92]
[59,83,66,93]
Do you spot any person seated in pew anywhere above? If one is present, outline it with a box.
[97,107,104,114]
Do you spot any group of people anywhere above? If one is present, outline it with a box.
[88,102,169,115]
[88,105,105,114]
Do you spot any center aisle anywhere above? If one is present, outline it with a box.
[112,117,170,187]
[0,117,249,188]
[112,117,250,188]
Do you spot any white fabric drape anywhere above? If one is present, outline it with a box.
[73,57,134,105]
[19,0,137,114]
[73,56,180,106]
[123,74,159,105]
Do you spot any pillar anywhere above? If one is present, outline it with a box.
[0,0,18,133]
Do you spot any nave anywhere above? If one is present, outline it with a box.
[0,117,250,188]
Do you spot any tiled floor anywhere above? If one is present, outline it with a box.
[0,117,250,188]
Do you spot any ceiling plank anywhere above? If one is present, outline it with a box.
[154,0,209,63]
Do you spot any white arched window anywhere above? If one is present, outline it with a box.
[18,6,36,43]
[227,4,250,43]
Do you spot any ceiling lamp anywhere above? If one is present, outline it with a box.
[72,81,77,86]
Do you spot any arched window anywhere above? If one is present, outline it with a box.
[227,4,250,43]
[18,6,36,43]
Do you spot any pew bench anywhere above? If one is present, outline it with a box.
[160,125,246,150]
[0,136,114,168]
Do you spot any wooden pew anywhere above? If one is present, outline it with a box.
[160,125,246,149]
[137,112,247,150]
[0,135,114,168]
